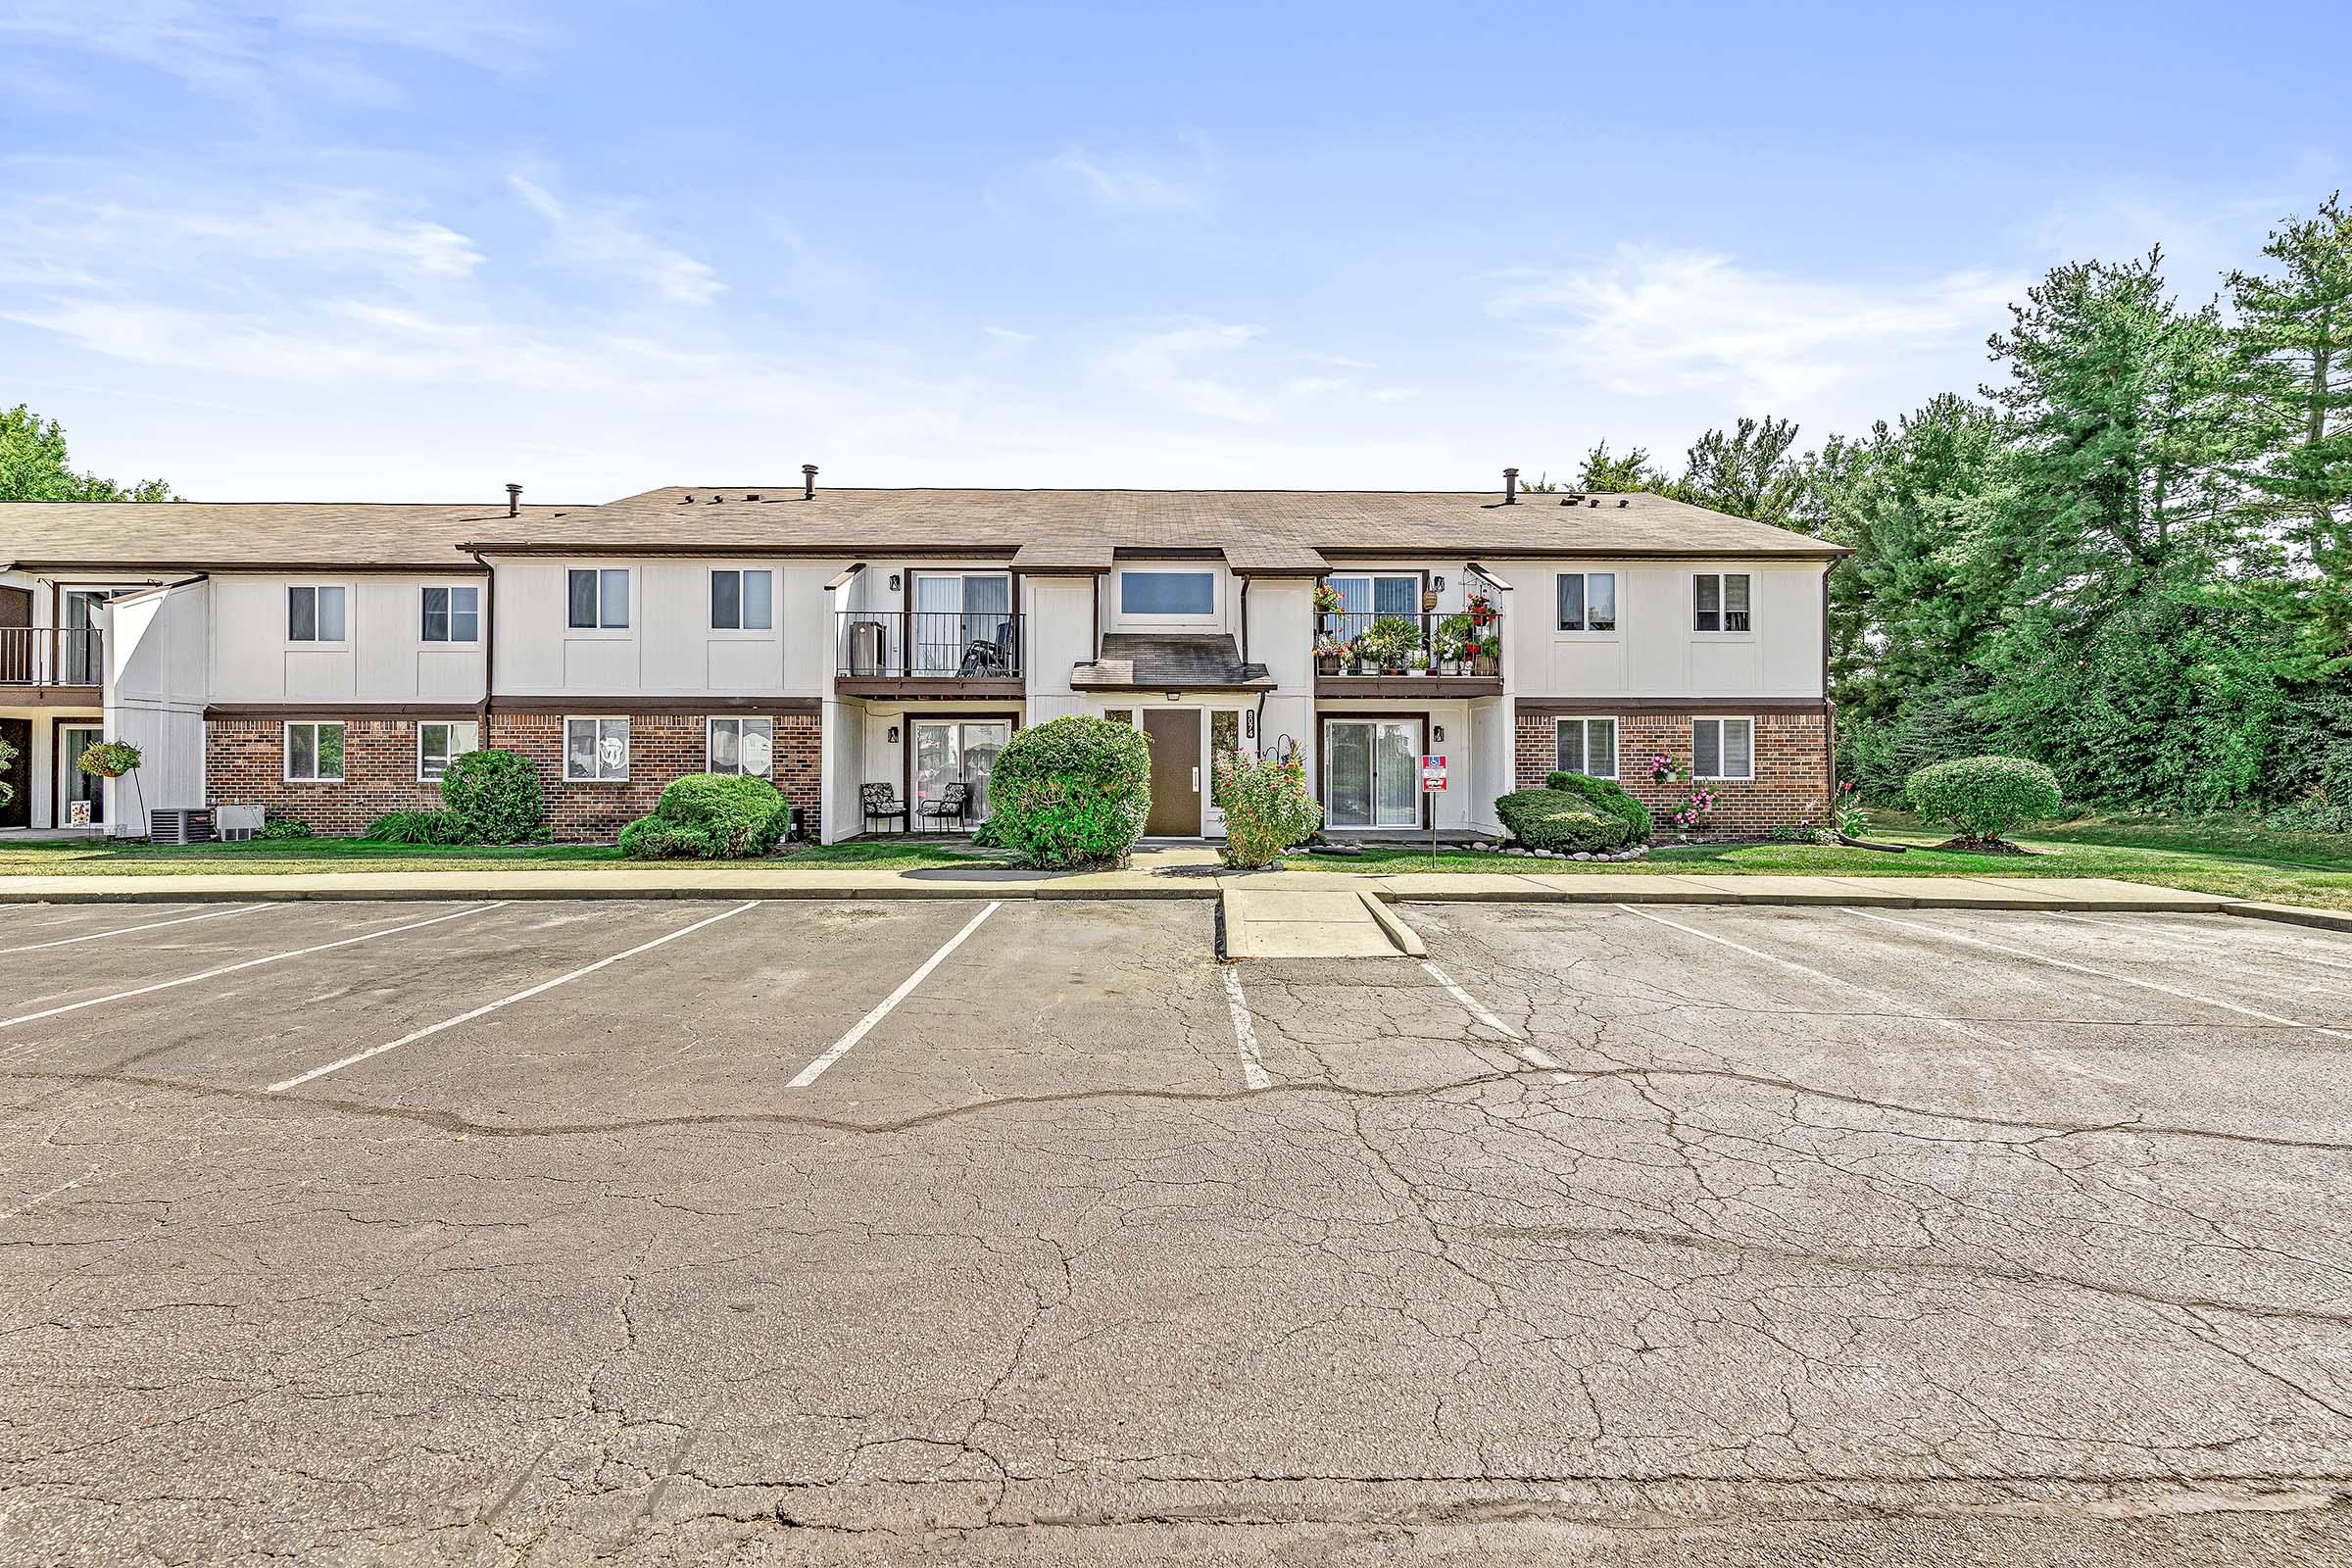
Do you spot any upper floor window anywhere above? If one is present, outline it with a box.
[710,568,774,631]
[1556,571,1617,632]
[421,585,480,643]
[1119,570,1215,618]
[1692,717,1755,781]
[287,585,347,643]
[1693,572,1751,633]
[567,568,630,630]
[1326,573,1419,619]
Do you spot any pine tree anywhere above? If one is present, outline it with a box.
[1573,440,1671,494]
[1671,416,1805,526]
[2228,193,2352,672]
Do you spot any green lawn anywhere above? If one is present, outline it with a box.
[0,836,995,877]
[1281,811,2352,912]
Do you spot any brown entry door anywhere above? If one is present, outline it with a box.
[1142,709,1201,837]
[0,718,29,830]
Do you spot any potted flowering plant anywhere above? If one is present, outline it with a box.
[1436,612,1473,675]
[1669,785,1718,838]
[1647,751,1684,786]
[1312,580,1345,617]
[1470,629,1500,676]
[1315,631,1346,675]
[1357,615,1424,673]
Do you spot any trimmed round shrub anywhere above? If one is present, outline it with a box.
[439,748,543,844]
[1905,755,2063,842]
[621,773,786,859]
[1214,752,1323,867]
[1494,789,1633,854]
[366,808,461,845]
[985,716,1151,868]
[1545,770,1653,843]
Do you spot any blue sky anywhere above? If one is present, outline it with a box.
[3,1,2345,502]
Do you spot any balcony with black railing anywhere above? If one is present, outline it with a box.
[1312,608,1501,694]
[834,610,1024,695]
[0,626,104,691]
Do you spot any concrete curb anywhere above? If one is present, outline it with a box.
[1357,891,1428,956]
[2219,901,2352,935]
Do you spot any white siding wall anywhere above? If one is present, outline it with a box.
[210,573,488,704]
[102,581,212,833]
[1492,559,1824,698]
[1023,576,1095,722]
[495,559,837,698]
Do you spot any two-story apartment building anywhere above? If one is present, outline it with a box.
[0,472,1847,844]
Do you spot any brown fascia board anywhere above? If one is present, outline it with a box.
[486,694,821,714]
[1329,545,1853,561]
[463,540,1017,559]
[13,559,489,575]
[1514,696,1832,713]
[205,701,482,719]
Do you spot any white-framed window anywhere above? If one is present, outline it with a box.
[1692,717,1755,781]
[416,720,480,782]
[566,568,630,630]
[1325,573,1420,619]
[284,721,345,782]
[1555,571,1618,632]
[1693,572,1751,633]
[1117,568,1217,620]
[564,716,630,781]
[421,585,481,643]
[710,569,774,631]
[1555,717,1619,779]
[287,585,348,643]
[707,716,773,777]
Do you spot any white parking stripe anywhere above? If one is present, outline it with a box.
[1617,904,2021,1048]
[268,901,760,1093]
[0,904,504,1039]
[0,905,263,956]
[788,902,1002,1089]
[2046,910,2352,974]
[1840,908,2352,1041]
[1223,967,1273,1090]
[1418,959,1559,1067]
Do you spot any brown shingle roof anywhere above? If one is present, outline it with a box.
[0,487,1846,571]
[463,487,1846,561]
[1070,633,1274,691]
[0,503,583,572]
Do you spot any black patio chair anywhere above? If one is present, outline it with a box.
[915,781,972,830]
[958,619,1015,676]
[861,781,910,835]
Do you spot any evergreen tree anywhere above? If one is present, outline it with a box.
[1671,416,1805,526]
[2227,193,2352,672]
[1574,440,1671,494]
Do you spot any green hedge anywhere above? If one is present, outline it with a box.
[985,716,1151,868]
[1544,770,1652,842]
[1904,755,2063,841]
[439,748,543,844]
[620,773,787,859]
[1494,789,1634,854]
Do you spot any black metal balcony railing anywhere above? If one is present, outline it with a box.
[0,626,103,686]
[1314,610,1501,678]
[836,611,1023,680]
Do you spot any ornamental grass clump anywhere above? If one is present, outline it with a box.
[1214,751,1322,867]
[620,773,787,859]
[1905,755,2063,849]
[984,715,1151,868]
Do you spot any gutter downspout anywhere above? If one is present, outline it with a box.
[468,551,497,742]
[1237,577,1249,664]
[1821,557,1840,808]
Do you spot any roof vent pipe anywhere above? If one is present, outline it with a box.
[802,464,819,501]
[505,482,521,517]
[1502,466,1519,505]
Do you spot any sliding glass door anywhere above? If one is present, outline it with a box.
[910,719,1011,826]
[910,573,1013,674]
[1324,718,1420,829]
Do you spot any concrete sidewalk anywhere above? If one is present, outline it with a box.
[0,864,2327,920]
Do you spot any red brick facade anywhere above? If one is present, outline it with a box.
[205,710,820,843]
[1514,706,1830,838]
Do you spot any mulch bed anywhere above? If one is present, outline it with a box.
[1930,835,2036,855]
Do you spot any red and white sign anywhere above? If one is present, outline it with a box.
[1419,754,1448,792]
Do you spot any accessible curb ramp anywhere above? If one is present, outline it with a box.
[1222,889,1428,959]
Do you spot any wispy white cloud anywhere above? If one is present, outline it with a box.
[1489,246,2019,411]
[1035,146,1208,214]
[508,174,723,307]
[0,185,480,288]
[1102,318,1270,421]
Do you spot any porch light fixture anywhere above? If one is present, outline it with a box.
[1165,691,1181,702]
[1433,575,1445,592]
[1432,724,1446,744]
[888,572,902,592]
[887,724,900,744]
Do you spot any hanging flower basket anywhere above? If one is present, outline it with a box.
[77,741,142,779]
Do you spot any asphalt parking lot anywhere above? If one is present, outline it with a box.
[5,896,2352,1565]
